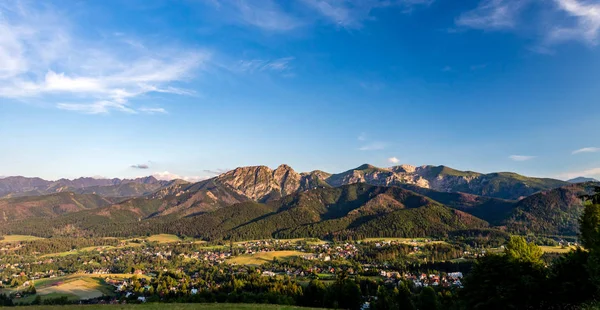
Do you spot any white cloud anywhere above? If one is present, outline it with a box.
[57,101,137,114]
[509,155,536,161]
[558,167,600,179]
[0,2,207,114]
[456,0,528,30]
[572,147,600,154]
[152,171,207,183]
[359,141,387,151]
[205,0,301,32]
[301,0,433,29]
[549,0,600,46]
[388,157,400,164]
[139,107,168,114]
[455,0,600,50]
[236,57,295,73]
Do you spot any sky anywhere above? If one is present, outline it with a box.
[0,0,600,181]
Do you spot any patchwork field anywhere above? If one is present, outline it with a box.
[234,238,329,245]
[0,235,43,243]
[146,234,182,243]
[13,304,326,310]
[228,250,310,265]
[0,273,149,303]
[539,245,578,253]
[37,279,104,299]
[361,237,447,245]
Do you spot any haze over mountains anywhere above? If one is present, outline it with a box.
[0,176,172,199]
[0,164,596,240]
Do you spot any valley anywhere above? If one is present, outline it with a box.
[0,164,598,309]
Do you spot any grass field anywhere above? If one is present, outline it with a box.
[7,276,111,303]
[146,234,182,243]
[361,237,447,245]
[540,245,577,253]
[0,235,43,243]
[13,304,324,310]
[234,238,329,245]
[1,273,150,302]
[228,251,310,265]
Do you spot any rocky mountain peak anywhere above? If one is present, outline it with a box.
[355,164,379,171]
[393,164,417,173]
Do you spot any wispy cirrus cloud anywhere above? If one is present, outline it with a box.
[236,57,295,74]
[359,141,387,151]
[549,0,600,46]
[131,164,150,169]
[139,107,168,114]
[456,0,528,30]
[509,155,536,161]
[0,2,207,114]
[301,0,433,29]
[455,0,600,50]
[572,147,600,154]
[203,0,301,32]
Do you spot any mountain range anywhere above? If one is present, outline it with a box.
[568,177,600,183]
[0,176,169,199]
[0,164,596,240]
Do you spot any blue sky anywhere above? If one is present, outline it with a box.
[1,0,600,181]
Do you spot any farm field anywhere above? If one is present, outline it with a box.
[7,276,111,304]
[235,238,329,245]
[145,234,182,243]
[0,273,147,303]
[539,245,578,253]
[13,304,326,310]
[361,237,447,245]
[228,251,310,265]
[0,235,43,243]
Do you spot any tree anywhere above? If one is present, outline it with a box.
[326,279,363,310]
[419,287,439,310]
[505,235,543,264]
[31,295,41,305]
[27,283,36,294]
[580,188,600,250]
[302,279,326,307]
[395,281,415,310]
[461,254,547,310]
[547,248,596,307]
[581,187,600,291]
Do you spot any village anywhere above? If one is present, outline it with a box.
[0,235,483,305]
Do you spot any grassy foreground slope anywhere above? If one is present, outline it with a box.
[15,304,324,310]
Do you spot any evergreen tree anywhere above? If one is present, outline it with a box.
[581,187,600,291]
[419,287,439,310]
[396,281,415,310]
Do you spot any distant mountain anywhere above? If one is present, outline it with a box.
[0,163,576,239]
[0,192,112,222]
[503,183,595,236]
[0,176,169,198]
[0,184,487,239]
[567,177,599,183]
[0,163,567,201]
[206,164,567,201]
